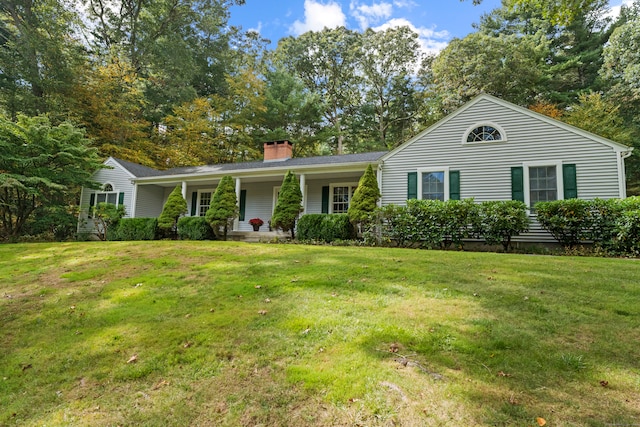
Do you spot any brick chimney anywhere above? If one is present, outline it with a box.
[263,140,293,162]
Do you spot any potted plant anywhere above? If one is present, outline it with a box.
[249,217,264,231]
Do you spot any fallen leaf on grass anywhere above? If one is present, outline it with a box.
[600,380,609,387]
[258,310,267,315]
[302,328,310,335]
[152,380,170,390]
[536,417,547,426]
[264,298,271,303]
[127,354,138,364]
[21,364,32,371]
[389,343,400,353]
[254,285,262,289]
[183,342,192,348]
[497,371,512,377]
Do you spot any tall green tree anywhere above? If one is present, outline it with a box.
[260,67,324,157]
[0,0,87,119]
[359,27,423,149]
[275,27,361,154]
[205,175,237,240]
[158,185,187,236]
[0,114,104,239]
[83,0,245,123]
[430,31,550,111]
[271,171,302,239]
[468,0,605,25]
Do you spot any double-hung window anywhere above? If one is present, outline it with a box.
[512,162,577,209]
[329,183,358,213]
[197,191,212,216]
[407,168,461,201]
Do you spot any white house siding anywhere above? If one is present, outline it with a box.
[135,184,164,218]
[381,98,624,243]
[78,158,135,233]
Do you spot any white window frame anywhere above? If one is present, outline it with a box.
[417,167,450,201]
[196,189,214,217]
[523,161,564,209]
[328,182,358,214]
[462,122,507,145]
[92,182,120,218]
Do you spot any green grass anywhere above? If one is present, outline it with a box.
[1,241,639,426]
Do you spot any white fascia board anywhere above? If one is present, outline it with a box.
[105,157,137,179]
[131,160,381,185]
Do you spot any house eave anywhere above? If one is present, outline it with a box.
[131,159,382,185]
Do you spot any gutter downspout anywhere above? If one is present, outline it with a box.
[619,148,633,199]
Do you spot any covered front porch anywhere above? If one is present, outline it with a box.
[130,167,376,232]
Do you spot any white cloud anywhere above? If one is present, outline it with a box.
[606,0,634,20]
[373,18,450,55]
[350,1,393,29]
[290,0,347,35]
[392,0,418,8]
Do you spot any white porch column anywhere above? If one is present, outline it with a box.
[181,181,187,200]
[131,182,138,217]
[299,173,306,214]
[377,165,383,207]
[234,177,241,231]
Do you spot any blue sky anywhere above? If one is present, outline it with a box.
[228,0,633,53]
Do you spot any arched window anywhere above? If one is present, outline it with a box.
[466,125,503,142]
[103,183,114,192]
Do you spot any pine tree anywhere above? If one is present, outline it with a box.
[205,176,238,241]
[271,171,303,239]
[158,185,187,237]
[348,164,381,228]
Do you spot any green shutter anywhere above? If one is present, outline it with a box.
[239,189,247,221]
[321,186,329,214]
[449,170,460,200]
[191,192,198,216]
[89,193,95,208]
[511,167,524,202]
[118,192,124,206]
[407,172,417,200]
[563,163,577,199]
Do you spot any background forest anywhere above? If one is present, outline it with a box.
[1,0,640,239]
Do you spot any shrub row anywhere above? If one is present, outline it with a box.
[370,199,529,251]
[177,217,215,240]
[107,217,218,240]
[535,197,640,254]
[109,218,158,241]
[297,214,356,242]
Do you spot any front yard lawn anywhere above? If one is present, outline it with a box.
[1,241,639,426]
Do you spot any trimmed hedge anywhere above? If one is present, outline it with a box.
[177,216,215,240]
[297,214,356,242]
[373,199,529,251]
[110,218,158,241]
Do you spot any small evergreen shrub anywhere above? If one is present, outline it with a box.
[535,199,593,248]
[477,200,529,251]
[111,218,158,241]
[296,214,356,242]
[177,217,215,240]
[589,198,623,250]
[321,214,356,242]
[616,209,640,256]
[297,214,326,241]
[158,185,188,238]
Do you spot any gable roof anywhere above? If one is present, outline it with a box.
[111,151,387,181]
[110,157,166,178]
[382,93,633,161]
